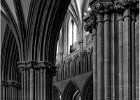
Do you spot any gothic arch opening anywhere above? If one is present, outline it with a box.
[63,81,81,100]
[82,74,93,100]
[53,86,62,100]
[1,25,21,100]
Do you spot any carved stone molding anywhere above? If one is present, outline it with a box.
[1,80,21,88]
[83,14,97,33]
[114,0,139,12]
[17,61,56,75]
[90,0,114,14]
[88,0,139,14]
[84,0,139,32]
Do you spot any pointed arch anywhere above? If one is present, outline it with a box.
[76,55,81,75]
[1,25,20,81]
[53,85,62,100]
[82,51,89,73]
[1,1,24,60]
[63,81,81,100]
[70,59,76,77]
[82,74,93,100]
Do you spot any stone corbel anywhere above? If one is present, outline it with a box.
[83,14,97,33]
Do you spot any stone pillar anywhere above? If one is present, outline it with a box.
[123,8,131,100]
[92,33,97,100]
[40,68,43,100]
[104,13,111,100]
[96,13,104,100]
[83,9,97,100]
[117,13,124,100]
[1,80,21,100]
[23,68,26,100]
[135,13,139,100]
[131,12,136,100]
[114,1,139,99]
[17,63,25,100]
[44,68,46,100]
[18,61,56,100]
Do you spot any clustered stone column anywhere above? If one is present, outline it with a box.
[84,0,139,100]
[1,80,21,100]
[17,61,56,100]
[114,1,139,100]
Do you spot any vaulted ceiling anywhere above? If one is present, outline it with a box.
[4,0,31,24]
[1,0,72,83]
[1,0,71,62]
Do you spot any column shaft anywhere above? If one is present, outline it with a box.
[118,13,123,100]
[104,14,111,100]
[123,9,131,100]
[24,70,26,100]
[97,13,104,100]
[21,71,24,100]
[110,13,115,100]
[30,68,34,100]
[135,14,139,100]
[35,69,37,100]
[40,69,43,100]
[28,69,30,100]
[11,86,13,100]
[26,69,28,100]
[25,70,28,100]
[38,70,40,100]
[9,86,11,100]
[93,34,97,100]
[44,69,46,100]
[131,13,136,100]
[1,83,5,100]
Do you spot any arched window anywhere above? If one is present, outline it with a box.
[68,17,77,54]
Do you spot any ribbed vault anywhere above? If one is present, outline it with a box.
[1,24,20,82]
[1,0,71,63]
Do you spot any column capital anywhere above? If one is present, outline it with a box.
[17,61,27,73]
[1,80,21,88]
[89,0,139,13]
[17,61,56,76]
[114,0,139,12]
[90,0,114,14]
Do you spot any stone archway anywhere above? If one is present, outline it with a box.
[82,74,93,100]
[63,81,81,100]
[53,86,62,100]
